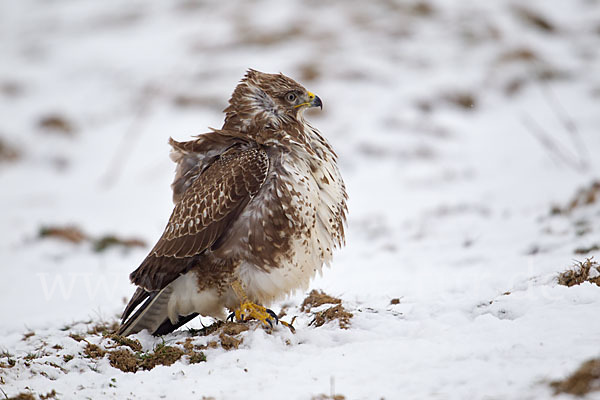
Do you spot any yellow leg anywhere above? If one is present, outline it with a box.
[228,280,295,333]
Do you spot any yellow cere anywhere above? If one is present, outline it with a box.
[294,91,316,108]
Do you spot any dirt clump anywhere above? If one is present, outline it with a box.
[310,304,353,330]
[219,333,243,350]
[105,334,142,352]
[83,343,106,359]
[40,390,58,399]
[38,114,75,135]
[0,138,20,163]
[558,258,600,287]
[108,349,139,373]
[87,321,119,335]
[108,344,187,373]
[551,181,600,215]
[312,394,346,400]
[139,344,184,370]
[551,358,600,396]
[92,235,146,253]
[38,225,146,253]
[302,290,353,329]
[218,323,249,350]
[6,393,36,400]
[39,226,87,244]
[221,322,250,336]
[301,290,342,311]
[574,244,600,255]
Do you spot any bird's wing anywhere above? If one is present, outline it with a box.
[168,133,242,204]
[129,147,269,291]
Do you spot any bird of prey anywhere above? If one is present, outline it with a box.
[118,69,347,336]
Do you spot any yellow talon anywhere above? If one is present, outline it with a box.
[229,280,295,332]
[233,301,275,327]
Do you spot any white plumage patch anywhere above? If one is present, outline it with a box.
[167,273,225,323]
[235,123,346,305]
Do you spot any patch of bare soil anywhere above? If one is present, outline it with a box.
[312,395,346,400]
[558,258,600,287]
[108,343,192,373]
[551,181,600,215]
[185,321,250,351]
[301,290,353,329]
[38,226,87,243]
[38,224,146,252]
[574,244,600,255]
[551,358,600,396]
[6,393,36,400]
[512,6,556,33]
[92,235,146,253]
[0,137,21,163]
[4,391,56,400]
[37,114,75,135]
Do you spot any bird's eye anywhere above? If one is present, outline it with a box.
[285,92,297,103]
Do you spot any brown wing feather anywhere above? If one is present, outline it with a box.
[129,147,269,291]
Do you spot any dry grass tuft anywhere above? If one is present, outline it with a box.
[310,305,353,329]
[557,258,600,287]
[39,390,57,399]
[83,343,106,359]
[301,290,342,312]
[0,138,21,163]
[312,395,346,400]
[39,226,87,244]
[38,114,75,135]
[301,290,353,329]
[87,321,119,335]
[574,244,600,255]
[551,358,600,396]
[551,181,600,215]
[38,224,146,252]
[139,344,184,370]
[105,334,142,352]
[108,343,191,373]
[513,6,556,33]
[6,393,36,400]
[443,91,477,110]
[92,235,146,253]
[108,349,139,373]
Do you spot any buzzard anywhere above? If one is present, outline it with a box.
[118,69,347,336]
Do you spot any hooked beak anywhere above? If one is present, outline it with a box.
[307,91,323,110]
[295,91,323,110]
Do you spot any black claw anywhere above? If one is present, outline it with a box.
[227,312,235,322]
[266,318,273,329]
[266,309,279,325]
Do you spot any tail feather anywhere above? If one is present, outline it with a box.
[153,312,200,336]
[118,286,174,336]
[118,285,201,336]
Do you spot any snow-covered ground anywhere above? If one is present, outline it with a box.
[1,0,600,398]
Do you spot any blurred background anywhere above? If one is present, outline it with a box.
[3,0,600,398]
[1,0,599,332]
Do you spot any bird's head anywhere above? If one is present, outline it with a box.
[223,69,322,133]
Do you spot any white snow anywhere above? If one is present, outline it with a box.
[1,0,600,399]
